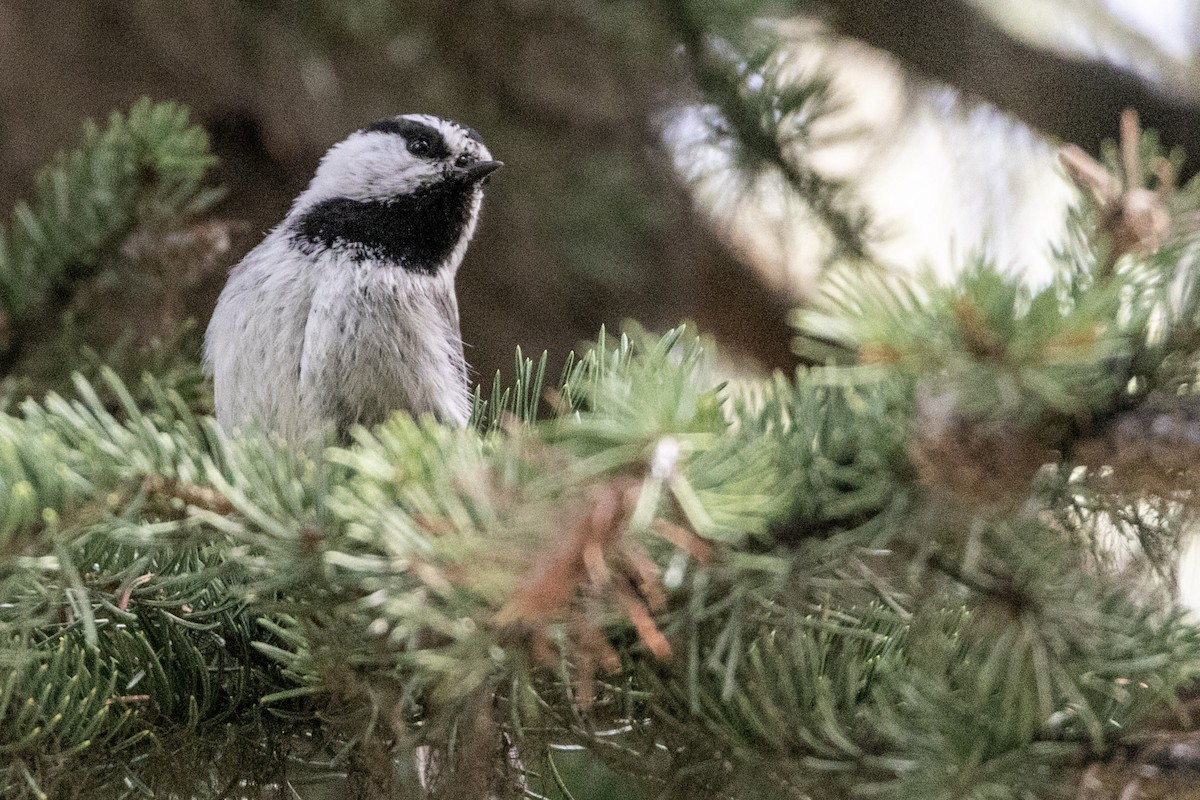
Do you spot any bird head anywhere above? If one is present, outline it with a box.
[289,114,502,273]
[301,114,501,204]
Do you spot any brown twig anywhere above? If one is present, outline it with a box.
[496,475,695,707]
[1059,109,1172,276]
[117,572,154,611]
[142,475,236,515]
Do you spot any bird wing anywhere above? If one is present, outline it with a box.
[208,236,325,445]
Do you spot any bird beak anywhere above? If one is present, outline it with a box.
[457,160,504,184]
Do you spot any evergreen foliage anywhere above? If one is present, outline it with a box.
[4,54,1200,800]
[665,0,873,264]
[0,99,222,408]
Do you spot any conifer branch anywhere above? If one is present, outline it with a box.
[0,99,221,376]
[5,97,1200,799]
[662,0,872,261]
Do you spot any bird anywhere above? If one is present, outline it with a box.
[204,114,501,447]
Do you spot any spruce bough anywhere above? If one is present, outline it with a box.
[3,100,1200,800]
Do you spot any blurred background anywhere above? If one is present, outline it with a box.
[2,0,1200,394]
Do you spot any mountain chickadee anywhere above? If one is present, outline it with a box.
[204,114,501,446]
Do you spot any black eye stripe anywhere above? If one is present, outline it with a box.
[361,118,450,159]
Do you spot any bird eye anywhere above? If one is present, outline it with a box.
[408,137,431,156]
[454,153,471,168]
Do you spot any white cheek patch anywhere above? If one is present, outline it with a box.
[300,135,441,206]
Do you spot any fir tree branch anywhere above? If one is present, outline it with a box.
[0,99,221,376]
[6,95,1200,799]
[661,0,871,261]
